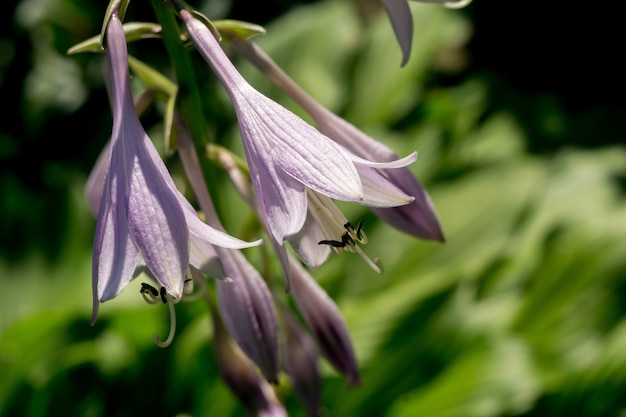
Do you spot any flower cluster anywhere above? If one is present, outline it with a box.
[72,0,457,414]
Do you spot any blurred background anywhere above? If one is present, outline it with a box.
[1,0,626,416]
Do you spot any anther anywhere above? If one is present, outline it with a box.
[141,283,160,304]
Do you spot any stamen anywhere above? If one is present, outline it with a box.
[183,277,194,295]
[354,246,384,274]
[307,189,382,273]
[141,283,160,304]
[182,276,205,302]
[153,299,177,348]
[140,284,178,347]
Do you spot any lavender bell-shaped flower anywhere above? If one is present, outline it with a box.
[182,10,416,289]
[90,13,260,324]
[175,116,280,384]
[204,268,286,417]
[229,36,444,242]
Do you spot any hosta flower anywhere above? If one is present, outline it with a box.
[381,0,473,66]
[229,36,444,242]
[90,13,260,324]
[175,116,279,383]
[206,268,286,417]
[182,10,415,288]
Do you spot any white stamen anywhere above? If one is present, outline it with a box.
[307,189,383,274]
[354,246,384,274]
[153,299,177,348]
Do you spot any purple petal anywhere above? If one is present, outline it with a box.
[216,248,280,383]
[240,131,308,243]
[287,209,330,269]
[91,141,139,323]
[381,0,414,66]
[106,14,189,299]
[370,167,445,240]
[85,141,109,216]
[240,89,364,201]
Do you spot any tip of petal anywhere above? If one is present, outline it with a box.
[90,301,100,326]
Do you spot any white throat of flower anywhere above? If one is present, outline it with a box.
[306,189,384,274]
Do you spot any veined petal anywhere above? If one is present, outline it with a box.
[124,124,189,299]
[240,125,307,243]
[356,165,414,207]
[92,145,139,323]
[348,150,417,169]
[241,89,364,201]
[107,13,189,300]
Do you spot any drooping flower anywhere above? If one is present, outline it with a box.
[175,115,280,383]
[90,13,260,324]
[182,10,416,289]
[381,0,473,66]
[229,35,444,242]
[206,271,286,417]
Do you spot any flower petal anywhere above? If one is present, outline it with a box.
[91,145,139,323]
[238,89,364,201]
[370,167,445,240]
[381,0,414,66]
[356,165,414,207]
[287,210,331,269]
[85,140,110,216]
[106,13,189,299]
[240,124,308,243]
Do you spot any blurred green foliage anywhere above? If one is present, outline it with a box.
[2,1,626,417]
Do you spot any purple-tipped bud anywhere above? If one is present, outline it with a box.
[281,307,322,417]
[216,248,280,383]
[289,256,361,387]
[212,309,285,416]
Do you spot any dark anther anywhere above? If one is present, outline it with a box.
[341,233,355,247]
[160,287,168,304]
[319,232,355,249]
[355,219,364,240]
[141,282,159,297]
[319,239,346,248]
